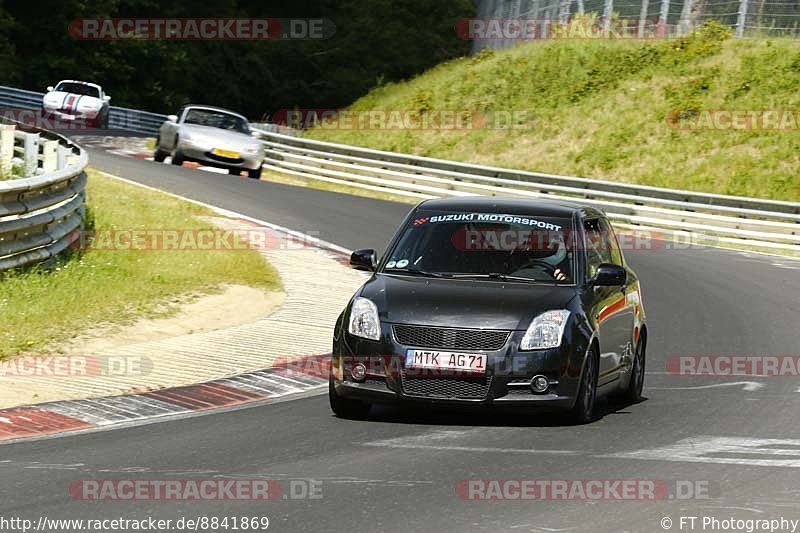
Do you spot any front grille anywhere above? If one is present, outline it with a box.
[393,324,510,351]
[400,371,492,400]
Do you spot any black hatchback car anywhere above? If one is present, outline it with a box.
[330,198,647,423]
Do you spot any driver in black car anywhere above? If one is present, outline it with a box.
[506,229,571,282]
[541,234,570,281]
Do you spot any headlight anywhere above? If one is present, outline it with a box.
[244,145,261,154]
[347,297,381,340]
[520,310,570,350]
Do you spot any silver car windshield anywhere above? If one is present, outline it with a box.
[183,109,249,134]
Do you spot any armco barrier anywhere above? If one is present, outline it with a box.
[0,118,87,271]
[3,85,797,255]
[256,130,800,255]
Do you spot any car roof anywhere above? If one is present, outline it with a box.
[180,105,248,121]
[416,197,597,218]
[57,80,101,90]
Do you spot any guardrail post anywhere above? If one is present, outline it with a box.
[57,145,70,170]
[0,124,13,179]
[42,140,58,173]
[23,132,39,177]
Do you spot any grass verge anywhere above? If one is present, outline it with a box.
[307,21,800,202]
[0,169,281,358]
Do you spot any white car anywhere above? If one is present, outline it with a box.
[42,80,111,128]
[154,105,265,179]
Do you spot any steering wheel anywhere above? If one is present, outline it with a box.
[512,259,558,276]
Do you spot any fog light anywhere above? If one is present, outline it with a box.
[351,363,367,382]
[530,375,549,394]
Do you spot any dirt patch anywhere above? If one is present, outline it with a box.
[62,284,285,353]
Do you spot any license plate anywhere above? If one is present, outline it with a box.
[405,349,487,373]
[212,148,240,159]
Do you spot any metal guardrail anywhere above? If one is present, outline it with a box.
[0,85,165,135]
[0,118,87,271]
[3,86,797,254]
[258,130,800,255]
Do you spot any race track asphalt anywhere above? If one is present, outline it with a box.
[1,147,798,533]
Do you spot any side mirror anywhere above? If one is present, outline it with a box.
[167,114,178,123]
[46,86,54,92]
[590,263,626,287]
[350,248,376,271]
[250,130,261,137]
[103,95,111,102]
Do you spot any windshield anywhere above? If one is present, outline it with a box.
[382,212,575,283]
[183,108,250,134]
[55,82,100,98]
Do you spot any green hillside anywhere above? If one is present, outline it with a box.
[307,22,800,202]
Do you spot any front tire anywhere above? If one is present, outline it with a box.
[329,376,371,420]
[620,337,646,403]
[154,137,168,162]
[571,346,598,424]
[171,151,184,166]
[248,166,262,180]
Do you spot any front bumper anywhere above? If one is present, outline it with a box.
[177,141,263,170]
[332,323,587,410]
[42,107,99,121]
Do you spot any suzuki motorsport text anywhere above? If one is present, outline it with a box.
[330,198,647,423]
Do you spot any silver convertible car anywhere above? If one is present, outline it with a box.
[154,105,265,179]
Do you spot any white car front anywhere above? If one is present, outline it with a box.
[42,80,109,127]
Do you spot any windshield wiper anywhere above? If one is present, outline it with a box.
[384,267,451,278]
[450,273,539,282]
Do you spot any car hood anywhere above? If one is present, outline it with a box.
[42,91,102,111]
[358,274,577,331]
[178,124,257,148]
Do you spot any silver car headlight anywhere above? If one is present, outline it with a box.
[520,310,570,350]
[347,297,381,341]
[244,144,262,155]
